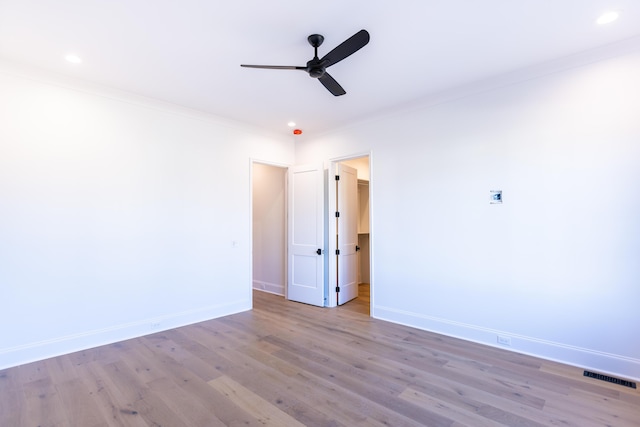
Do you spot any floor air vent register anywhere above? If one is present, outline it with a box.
[584,370,637,389]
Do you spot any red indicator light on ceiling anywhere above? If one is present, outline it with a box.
[293,129,302,135]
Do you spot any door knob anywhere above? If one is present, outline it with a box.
[356,246,361,252]
[316,248,322,255]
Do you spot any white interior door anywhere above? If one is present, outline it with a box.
[336,163,359,305]
[287,164,325,306]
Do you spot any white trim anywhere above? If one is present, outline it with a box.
[0,299,250,370]
[374,305,640,382]
[253,280,285,296]
[250,158,291,169]
[327,162,337,307]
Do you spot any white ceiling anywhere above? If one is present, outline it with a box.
[1,1,640,136]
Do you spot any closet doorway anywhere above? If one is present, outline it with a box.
[336,156,371,315]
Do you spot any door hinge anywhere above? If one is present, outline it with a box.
[335,249,340,255]
[335,211,340,218]
[335,175,340,181]
[335,286,340,292]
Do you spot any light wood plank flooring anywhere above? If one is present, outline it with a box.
[340,283,371,315]
[1,289,638,426]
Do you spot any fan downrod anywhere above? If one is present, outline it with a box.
[306,34,326,78]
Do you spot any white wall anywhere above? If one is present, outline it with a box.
[252,163,286,295]
[296,45,640,380]
[0,64,294,369]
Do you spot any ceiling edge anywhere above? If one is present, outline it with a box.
[307,34,640,140]
[0,58,291,141]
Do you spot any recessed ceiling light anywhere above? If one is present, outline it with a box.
[65,54,82,64]
[287,121,296,127]
[597,11,619,25]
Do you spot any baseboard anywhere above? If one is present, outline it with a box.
[0,299,250,370]
[252,280,285,296]
[373,305,640,382]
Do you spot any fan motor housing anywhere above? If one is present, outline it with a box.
[306,58,326,78]
[308,66,325,78]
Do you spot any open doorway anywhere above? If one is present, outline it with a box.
[251,162,287,297]
[252,157,371,315]
[252,161,326,307]
[334,155,371,315]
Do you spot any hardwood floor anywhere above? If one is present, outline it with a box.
[339,283,371,315]
[1,289,638,426]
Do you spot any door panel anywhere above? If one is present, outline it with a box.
[337,163,359,305]
[287,164,325,306]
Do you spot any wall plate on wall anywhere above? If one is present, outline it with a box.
[490,190,502,204]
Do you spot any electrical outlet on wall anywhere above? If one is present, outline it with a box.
[497,335,511,346]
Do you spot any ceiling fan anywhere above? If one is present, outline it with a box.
[241,29,370,96]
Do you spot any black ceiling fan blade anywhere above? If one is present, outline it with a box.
[318,73,346,96]
[320,29,370,68]
[240,64,306,70]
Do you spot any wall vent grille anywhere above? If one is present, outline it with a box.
[583,371,636,389]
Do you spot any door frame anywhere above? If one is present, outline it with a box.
[250,153,374,312]
[250,159,289,303]
[326,152,373,311]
